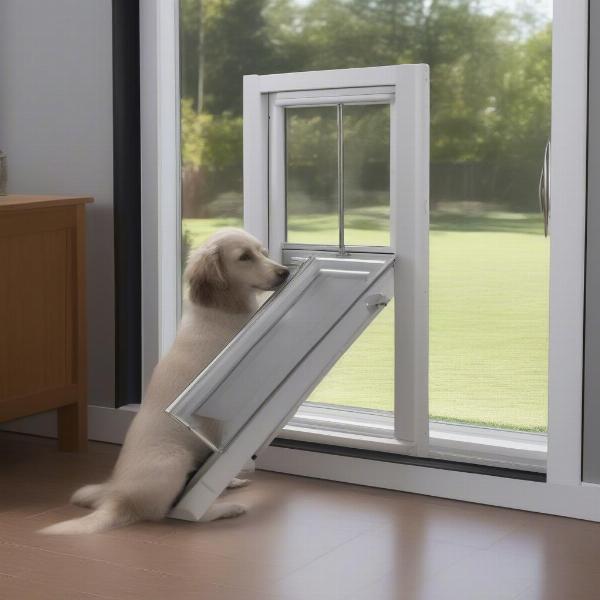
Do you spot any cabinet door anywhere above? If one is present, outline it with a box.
[0,208,76,403]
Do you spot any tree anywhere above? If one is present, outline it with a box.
[203,0,276,115]
[180,0,552,213]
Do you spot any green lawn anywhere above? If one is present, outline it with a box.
[183,209,549,432]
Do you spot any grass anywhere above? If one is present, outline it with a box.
[183,208,549,432]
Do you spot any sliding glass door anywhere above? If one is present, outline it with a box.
[178,0,552,470]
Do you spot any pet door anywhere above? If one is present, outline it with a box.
[245,65,429,447]
[167,254,394,520]
[167,65,429,521]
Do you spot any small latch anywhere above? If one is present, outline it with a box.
[365,293,390,310]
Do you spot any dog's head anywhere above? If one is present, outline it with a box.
[185,228,289,311]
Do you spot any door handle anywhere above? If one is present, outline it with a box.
[538,139,551,237]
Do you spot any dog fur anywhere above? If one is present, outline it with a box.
[40,228,288,535]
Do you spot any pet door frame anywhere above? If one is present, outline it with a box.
[243,65,430,454]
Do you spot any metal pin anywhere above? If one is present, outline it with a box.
[337,103,348,256]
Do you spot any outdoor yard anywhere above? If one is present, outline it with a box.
[183,209,549,432]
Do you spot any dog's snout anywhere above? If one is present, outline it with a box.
[276,267,289,281]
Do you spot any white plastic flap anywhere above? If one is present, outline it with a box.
[165,254,394,521]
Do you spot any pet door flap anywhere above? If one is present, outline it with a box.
[166,254,394,521]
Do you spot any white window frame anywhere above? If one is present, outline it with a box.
[140,0,181,392]
[244,66,429,455]
[141,0,599,520]
[281,404,547,472]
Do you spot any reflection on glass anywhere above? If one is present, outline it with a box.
[286,106,338,245]
[343,104,390,247]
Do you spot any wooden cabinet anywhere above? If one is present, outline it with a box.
[0,195,92,451]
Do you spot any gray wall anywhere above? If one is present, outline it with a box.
[0,0,115,408]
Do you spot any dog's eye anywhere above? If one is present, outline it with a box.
[239,252,252,261]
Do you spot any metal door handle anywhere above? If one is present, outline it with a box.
[538,139,551,237]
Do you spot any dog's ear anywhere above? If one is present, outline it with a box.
[185,246,228,306]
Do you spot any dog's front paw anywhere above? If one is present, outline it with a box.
[227,477,250,489]
[202,502,247,522]
[222,503,246,519]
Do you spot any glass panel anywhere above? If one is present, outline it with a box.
[343,104,390,247]
[426,4,552,432]
[286,106,338,245]
[429,217,549,432]
[307,301,394,412]
[285,103,391,247]
[179,0,244,263]
[179,0,552,434]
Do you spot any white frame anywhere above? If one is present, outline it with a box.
[280,405,547,472]
[545,1,588,486]
[141,0,597,519]
[140,0,181,391]
[244,65,430,452]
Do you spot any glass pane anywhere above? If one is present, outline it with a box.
[429,215,549,432]
[343,104,390,247]
[285,103,391,247]
[425,3,552,433]
[306,301,394,412]
[179,0,552,434]
[286,106,338,245]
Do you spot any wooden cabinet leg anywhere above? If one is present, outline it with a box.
[57,402,88,452]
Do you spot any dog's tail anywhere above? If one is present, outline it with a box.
[38,495,138,535]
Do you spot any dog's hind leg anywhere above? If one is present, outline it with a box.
[70,483,108,509]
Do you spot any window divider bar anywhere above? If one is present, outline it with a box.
[337,103,348,256]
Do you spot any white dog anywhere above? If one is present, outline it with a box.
[41,228,289,534]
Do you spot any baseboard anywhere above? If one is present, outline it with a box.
[0,403,258,472]
[0,404,136,445]
[5,406,599,520]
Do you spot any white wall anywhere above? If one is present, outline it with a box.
[0,0,115,408]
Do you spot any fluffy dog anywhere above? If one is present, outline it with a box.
[41,228,289,534]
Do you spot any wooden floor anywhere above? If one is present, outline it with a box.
[1,433,600,600]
